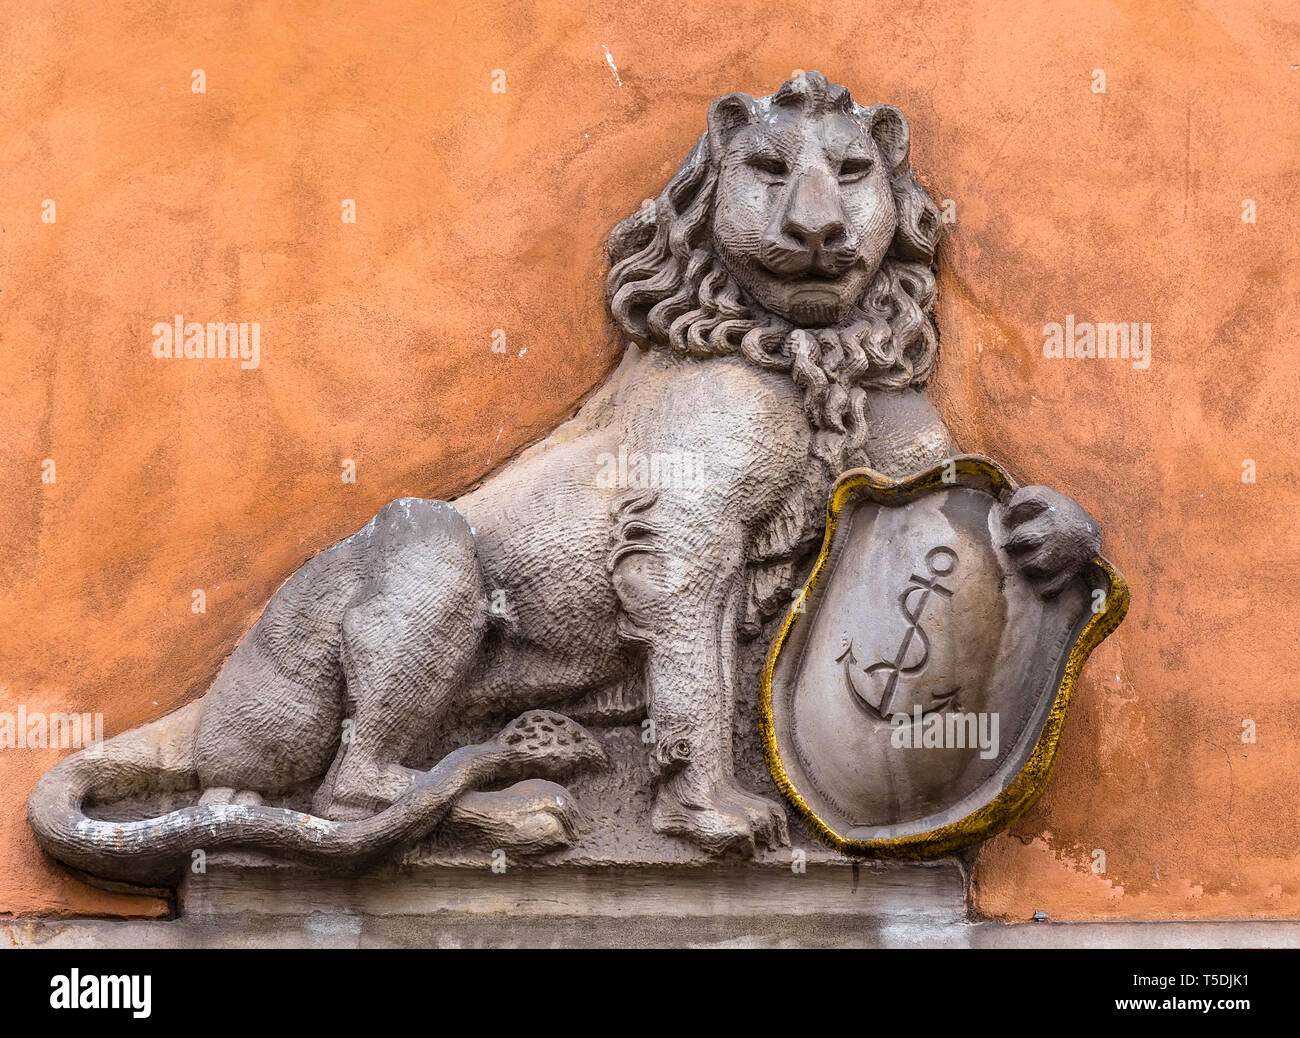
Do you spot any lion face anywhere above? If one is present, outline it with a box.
[607,71,942,417]
[710,101,897,327]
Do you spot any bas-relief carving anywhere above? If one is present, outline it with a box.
[28,72,1123,886]
[762,458,1126,857]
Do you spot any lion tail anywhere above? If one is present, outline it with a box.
[27,701,482,886]
[27,700,210,884]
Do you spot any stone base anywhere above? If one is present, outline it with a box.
[179,854,968,944]
[9,855,1300,948]
[150,853,963,946]
[8,856,971,948]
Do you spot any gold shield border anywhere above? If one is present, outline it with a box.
[758,454,1130,860]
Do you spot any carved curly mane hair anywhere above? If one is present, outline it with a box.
[607,72,943,475]
[606,74,946,632]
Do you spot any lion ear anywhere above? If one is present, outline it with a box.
[867,104,911,174]
[707,92,759,156]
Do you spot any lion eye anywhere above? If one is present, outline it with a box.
[748,154,789,178]
[838,157,873,181]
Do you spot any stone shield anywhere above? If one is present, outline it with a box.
[760,455,1128,858]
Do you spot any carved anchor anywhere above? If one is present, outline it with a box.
[838,545,959,718]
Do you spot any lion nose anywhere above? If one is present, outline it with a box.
[781,169,847,250]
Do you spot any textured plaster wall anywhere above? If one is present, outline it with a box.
[1,0,1296,921]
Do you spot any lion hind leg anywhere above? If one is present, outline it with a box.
[443,779,588,855]
[319,497,489,819]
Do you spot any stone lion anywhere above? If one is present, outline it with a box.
[29,72,1101,883]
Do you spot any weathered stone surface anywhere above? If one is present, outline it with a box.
[178,855,965,920]
[7,871,1298,950]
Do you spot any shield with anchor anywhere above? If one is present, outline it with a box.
[760,455,1128,859]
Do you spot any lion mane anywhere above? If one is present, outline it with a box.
[606,73,946,633]
[607,72,943,475]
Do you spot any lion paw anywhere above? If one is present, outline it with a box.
[315,759,422,820]
[447,779,588,855]
[651,779,790,857]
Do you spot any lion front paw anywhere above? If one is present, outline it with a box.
[651,779,790,857]
[1000,485,1102,599]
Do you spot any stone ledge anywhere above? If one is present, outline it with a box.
[177,856,968,924]
[15,856,1295,948]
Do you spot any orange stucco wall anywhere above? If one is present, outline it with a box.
[1,0,1296,921]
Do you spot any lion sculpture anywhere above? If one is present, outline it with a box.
[29,72,1102,883]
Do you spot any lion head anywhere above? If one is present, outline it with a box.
[608,71,943,469]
